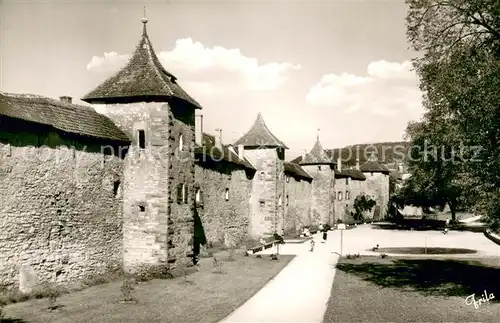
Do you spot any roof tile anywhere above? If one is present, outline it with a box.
[284,162,312,181]
[0,92,130,143]
[299,138,334,165]
[82,22,201,109]
[195,133,255,170]
[234,113,288,149]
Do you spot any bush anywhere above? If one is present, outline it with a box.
[212,256,224,274]
[353,195,376,221]
[133,264,173,282]
[120,279,135,302]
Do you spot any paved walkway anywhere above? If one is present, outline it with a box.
[221,233,338,323]
[220,224,500,323]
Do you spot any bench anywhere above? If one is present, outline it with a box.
[247,240,281,254]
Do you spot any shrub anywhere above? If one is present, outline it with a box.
[120,279,135,302]
[35,282,63,310]
[212,256,223,274]
[133,264,173,282]
[354,195,376,221]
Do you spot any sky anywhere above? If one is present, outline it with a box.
[0,0,424,160]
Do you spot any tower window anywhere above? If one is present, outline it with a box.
[346,190,350,200]
[286,195,289,206]
[138,130,146,149]
[259,171,265,180]
[286,175,290,183]
[183,184,188,204]
[259,200,265,210]
[346,178,349,185]
[318,166,322,171]
[338,192,343,201]
[225,188,229,201]
[179,134,184,151]
[177,183,188,204]
[195,188,203,204]
[113,180,120,197]
[278,195,282,206]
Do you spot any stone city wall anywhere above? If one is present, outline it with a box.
[0,125,123,290]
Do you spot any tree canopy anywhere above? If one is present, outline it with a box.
[400,0,500,224]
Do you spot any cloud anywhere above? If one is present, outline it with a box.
[86,51,130,74]
[86,38,301,96]
[305,60,423,116]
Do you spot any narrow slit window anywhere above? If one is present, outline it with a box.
[318,166,322,171]
[224,188,229,201]
[338,191,343,201]
[278,195,282,206]
[138,130,146,149]
[113,180,120,196]
[195,188,203,204]
[346,190,350,200]
[177,184,183,204]
[286,195,289,206]
[179,134,184,151]
[183,184,188,204]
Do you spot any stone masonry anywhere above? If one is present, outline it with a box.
[0,117,125,290]
[244,148,283,238]
[194,162,251,247]
[283,169,312,235]
[301,165,335,225]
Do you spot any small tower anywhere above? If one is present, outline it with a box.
[299,132,336,226]
[234,113,287,238]
[82,14,202,271]
[359,151,391,220]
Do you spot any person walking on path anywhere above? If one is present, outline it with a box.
[321,224,329,242]
[309,239,315,252]
[443,218,450,234]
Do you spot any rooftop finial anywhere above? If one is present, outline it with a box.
[316,128,320,140]
[141,6,148,34]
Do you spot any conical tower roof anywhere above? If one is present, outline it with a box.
[360,151,390,174]
[82,18,201,109]
[300,137,334,165]
[234,113,288,149]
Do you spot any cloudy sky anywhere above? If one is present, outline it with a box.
[0,0,424,160]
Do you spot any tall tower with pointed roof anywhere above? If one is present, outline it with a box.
[359,151,391,220]
[234,113,287,238]
[299,135,336,225]
[82,16,201,271]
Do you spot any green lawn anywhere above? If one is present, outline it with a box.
[324,256,500,322]
[2,251,293,323]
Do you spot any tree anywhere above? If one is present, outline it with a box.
[353,195,376,221]
[405,0,500,225]
[395,116,471,222]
